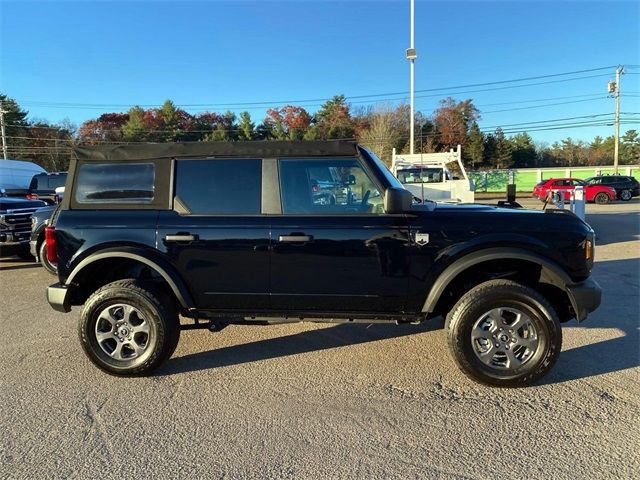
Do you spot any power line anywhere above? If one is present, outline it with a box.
[18,68,617,110]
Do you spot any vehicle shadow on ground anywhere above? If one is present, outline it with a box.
[0,257,40,271]
[157,319,444,376]
[542,258,640,385]
[586,213,640,245]
[159,254,640,382]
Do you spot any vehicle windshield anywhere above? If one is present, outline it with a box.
[396,167,444,184]
[361,148,405,190]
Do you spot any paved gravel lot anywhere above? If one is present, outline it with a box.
[1,200,639,479]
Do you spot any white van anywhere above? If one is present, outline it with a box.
[0,159,47,195]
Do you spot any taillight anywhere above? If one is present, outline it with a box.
[45,226,57,264]
[26,193,39,200]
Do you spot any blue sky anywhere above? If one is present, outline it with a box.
[1,0,639,143]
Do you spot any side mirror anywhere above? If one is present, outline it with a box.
[384,187,413,214]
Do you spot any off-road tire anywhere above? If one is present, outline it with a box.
[594,192,610,204]
[620,190,632,201]
[38,240,57,275]
[446,279,562,388]
[79,279,180,376]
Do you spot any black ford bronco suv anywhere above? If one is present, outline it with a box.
[46,141,601,387]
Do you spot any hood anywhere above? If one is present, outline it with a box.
[0,197,47,211]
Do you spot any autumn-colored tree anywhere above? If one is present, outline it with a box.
[264,106,311,140]
[433,98,480,150]
[78,112,129,144]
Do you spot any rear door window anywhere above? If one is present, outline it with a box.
[75,163,155,203]
[175,159,261,215]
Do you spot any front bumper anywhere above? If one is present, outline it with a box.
[566,277,602,322]
[47,283,71,313]
[0,231,30,246]
[30,240,39,259]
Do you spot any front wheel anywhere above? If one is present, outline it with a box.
[620,190,632,201]
[79,279,180,376]
[594,192,611,204]
[446,280,562,387]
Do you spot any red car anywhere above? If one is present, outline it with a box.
[533,178,616,204]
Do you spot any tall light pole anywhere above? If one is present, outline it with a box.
[612,65,623,174]
[406,0,417,154]
[0,100,7,160]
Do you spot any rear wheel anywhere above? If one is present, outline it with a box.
[594,192,610,204]
[38,240,57,275]
[620,190,632,201]
[446,280,562,387]
[79,279,180,376]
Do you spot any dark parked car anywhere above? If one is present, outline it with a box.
[27,172,67,204]
[30,204,58,274]
[0,194,46,258]
[584,175,639,201]
[46,141,601,387]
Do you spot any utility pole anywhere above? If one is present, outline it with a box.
[0,100,7,160]
[613,65,623,174]
[406,0,417,154]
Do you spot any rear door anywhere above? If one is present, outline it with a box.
[157,158,270,311]
[269,157,411,314]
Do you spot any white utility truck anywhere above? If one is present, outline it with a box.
[391,145,474,203]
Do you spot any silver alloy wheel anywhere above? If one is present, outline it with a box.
[620,190,632,201]
[471,307,539,371]
[95,304,150,361]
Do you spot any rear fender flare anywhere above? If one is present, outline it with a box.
[66,250,195,310]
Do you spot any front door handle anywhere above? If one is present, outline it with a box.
[278,234,313,243]
[165,234,198,242]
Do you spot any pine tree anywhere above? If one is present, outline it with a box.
[316,95,354,139]
[160,100,178,141]
[510,132,536,168]
[466,122,484,169]
[122,106,147,142]
[494,128,512,169]
[238,111,255,140]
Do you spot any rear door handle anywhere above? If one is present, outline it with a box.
[165,234,198,242]
[278,235,313,243]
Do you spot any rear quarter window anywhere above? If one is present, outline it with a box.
[75,163,155,204]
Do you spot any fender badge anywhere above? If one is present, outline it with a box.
[415,233,430,246]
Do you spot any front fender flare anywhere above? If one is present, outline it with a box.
[422,247,573,313]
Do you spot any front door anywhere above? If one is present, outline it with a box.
[269,157,411,313]
[157,158,270,311]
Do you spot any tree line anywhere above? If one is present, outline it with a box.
[1,93,638,173]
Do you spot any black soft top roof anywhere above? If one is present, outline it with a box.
[73,140,359,161]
